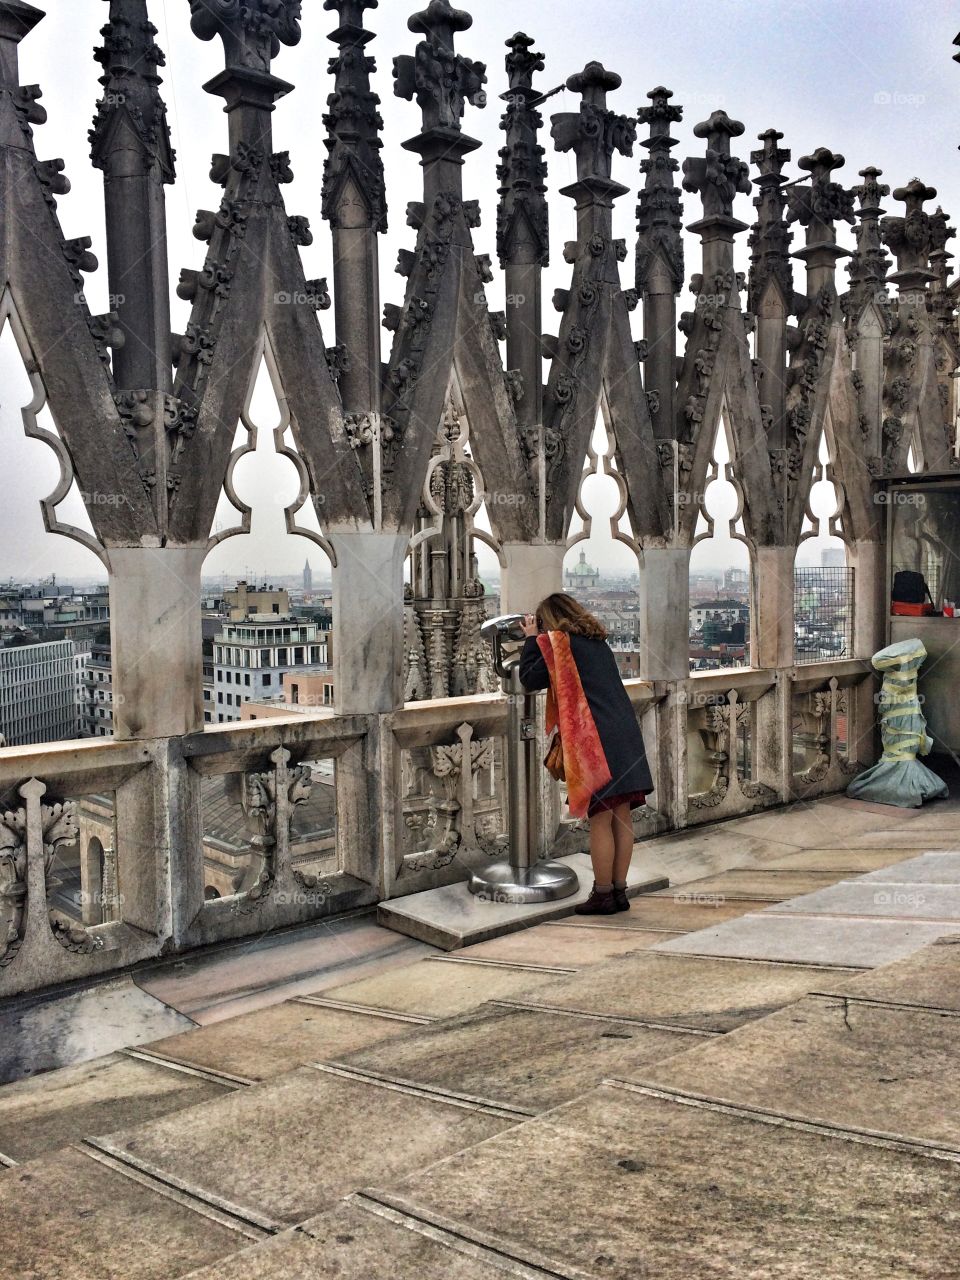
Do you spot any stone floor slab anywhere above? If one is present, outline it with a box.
[377,852,667,949]
[558,896,769,932]
[342,1002,703,1112]
[388,1082,960,1280]
[100,1065,515,1227]
[648,868,845,901]
[638,994,960,1150]
[755,848,917,873]
[0,1051,234,1163]
[177,1200,529,1280]
[137,913,434,1026]
[320,956,565,1019]
[654,913,960,967]
[857,851,960,884]
[0,976,195,1086]
[775,880,960,921]
[0,1146,247,1280]
[460,923,680,968]
[813,937,960,1011]
[146,1000,420,1081]
[503,951,846,1032]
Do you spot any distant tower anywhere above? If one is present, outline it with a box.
[303,558,313,594]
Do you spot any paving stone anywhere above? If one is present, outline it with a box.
[648,868,845,901]
[0,1051,234,1163]
[342,1002,702,1112]
[147,1000,419,1081]
[754,848,917,873]
[178,1198,570,1280]
[0,976,195,1086]
[653,913,960,967]
[559,896,768,932]
[101,1065,514,1228]
[461,923,680,967]
[814,938,960,1011]
[729,801,901,845]
[0,1146,246,1280]
[638,994,960,1150]
[775,880,960,922]
[389,1082,960,1280]
[821,828,960,850]
[505,951,844,1032]
[320,956,563,1018]
[858,851,960,884]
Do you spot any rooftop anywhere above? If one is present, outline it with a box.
[2,788,958,1277]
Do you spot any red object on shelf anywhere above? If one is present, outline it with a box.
[890,601,936,617]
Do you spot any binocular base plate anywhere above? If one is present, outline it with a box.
[467,859,580,905]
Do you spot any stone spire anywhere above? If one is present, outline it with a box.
[844,166,891,311]
[636,86,683,438]
[189,0,302,150]
[90,0,175,395]
[497,33,548,452]
[928,204,957,337]
[682,110,751,282]
[786,147,855,296]
[748,128,793,446]
[322,0,386,436]
[552,61,635,194]
[322,0,386,234]
[496,32,548,269]
[881,177,938,294]
[748,128,792,312]
[393,0,486,201]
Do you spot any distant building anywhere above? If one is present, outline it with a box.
[564,548,600,590]
[303,559,313,595]
[212,615,329,724]
[223,581,289,621]
[821,547,846,568]
[241,669,335,719]
[689,599,749,632]
[80,643,115,737]
[0,639,78,745]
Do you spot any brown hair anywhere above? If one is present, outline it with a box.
[534,592,607,640]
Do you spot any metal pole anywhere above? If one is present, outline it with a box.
[468,617,579,904]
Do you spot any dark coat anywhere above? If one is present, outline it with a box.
[519,632,654,802]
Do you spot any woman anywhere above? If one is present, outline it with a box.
[519,592,653,915]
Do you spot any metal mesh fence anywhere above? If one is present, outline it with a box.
[794,566,854,664]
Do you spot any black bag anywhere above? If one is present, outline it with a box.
[892,570,933,605]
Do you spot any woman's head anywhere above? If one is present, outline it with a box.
[534,593,607,640]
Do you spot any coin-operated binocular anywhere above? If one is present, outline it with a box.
[469,615,579,904]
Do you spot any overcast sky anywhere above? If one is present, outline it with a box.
[2,0,958,585]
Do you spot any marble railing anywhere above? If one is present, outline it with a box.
[0,658,875,998]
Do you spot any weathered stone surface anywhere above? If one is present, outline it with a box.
[654,913,960,966]
[560,897,768,932]
[147,1001,419,1081]
[0,977,195,1086]
[0,1147,245,1280]
[172,1201,517,1280]
[775,880,960,921]
[757,848,916,873]
[342,1003,702,1112]
[858,851,960,884]
[0,1051,233,1163]
[100,1066,515,1227]
[639,994,960,1150]
[648,868,845,900]
[816,937,960,1010]
[390,1083,960,1280]
[462,922,681,967]
[507,951,845,1031]
[321,956,564,1018]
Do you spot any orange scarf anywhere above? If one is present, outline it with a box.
[536,630,612,818]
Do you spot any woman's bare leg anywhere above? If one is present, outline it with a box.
[611,802,634,885]
[588,810,615,887]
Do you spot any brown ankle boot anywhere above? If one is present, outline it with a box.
[574,883,617,915]
[613,886,630,912]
